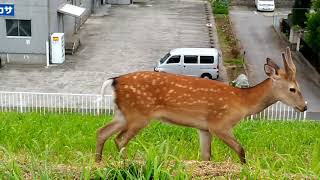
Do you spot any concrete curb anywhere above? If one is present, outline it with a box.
[205,1,229,83]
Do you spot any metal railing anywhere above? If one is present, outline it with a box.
[0,91,114,115]
[0,91,307,120]
[247,101,306,121]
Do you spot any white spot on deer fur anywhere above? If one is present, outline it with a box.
[133,76,137,79]
[130,86,136,92]
[124,85,129,89]
[231,91,235,95]
[219,98,223,101]
[168,89,174,93]
[222,105,228,109]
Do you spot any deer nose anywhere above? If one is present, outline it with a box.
[303,106,308,111]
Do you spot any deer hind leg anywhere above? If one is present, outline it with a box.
[211,128,246,164]
[95,108,126,162]
[198,130,212,161]
[114,117,149,153]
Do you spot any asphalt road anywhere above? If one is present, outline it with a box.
[230,7,320,114]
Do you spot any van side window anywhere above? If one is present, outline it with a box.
[200,56,214,64]
[166,56,180,64]
[184,55,198,64]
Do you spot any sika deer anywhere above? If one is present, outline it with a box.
[96,47,307,163]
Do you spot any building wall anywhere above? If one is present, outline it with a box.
[0,0,49,54]
[0,0,97,64]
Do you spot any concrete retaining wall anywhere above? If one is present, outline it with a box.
[230,0,294,8]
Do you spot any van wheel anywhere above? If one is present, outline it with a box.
[201,73,212,79]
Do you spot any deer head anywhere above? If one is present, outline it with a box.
[264,47,307,112]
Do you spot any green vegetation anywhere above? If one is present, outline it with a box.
[291,0,312,28]
[211,0,229,15]
[0,112,319,178]
[214,14,245,80]
[306,0,320,51]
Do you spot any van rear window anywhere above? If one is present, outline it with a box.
[200,56,214,64]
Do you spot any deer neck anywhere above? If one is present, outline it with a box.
[240,78,278,116]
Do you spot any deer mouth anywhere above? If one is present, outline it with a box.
[295,106,307,112]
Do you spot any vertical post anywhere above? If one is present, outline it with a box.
[19,93,23,113]
[108,96,111,115]
[96,96,100,115]
[46,40,50,67]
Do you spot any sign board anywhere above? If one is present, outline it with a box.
[0,4,14,16]
[52,37,60,41]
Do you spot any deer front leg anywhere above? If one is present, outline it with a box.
[212,128,246,164]
[198,130,212,161]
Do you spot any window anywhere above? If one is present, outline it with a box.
[160,53,170,64]
[166,56,180,64]
[184,55,198,64]
[200,56,214,64]
[6,19,31,37]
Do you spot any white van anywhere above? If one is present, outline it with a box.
[154,48,219,79]
[255,0,275,12]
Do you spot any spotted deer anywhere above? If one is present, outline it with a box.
[96,47,307,163]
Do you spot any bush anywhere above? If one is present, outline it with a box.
[306,0,320,51]
[291,0,312,28]
[306,12,320,51]
[212,0,229,15]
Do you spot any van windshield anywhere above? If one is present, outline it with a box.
[160,53,170,64]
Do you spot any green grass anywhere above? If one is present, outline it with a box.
[0,112,319,179]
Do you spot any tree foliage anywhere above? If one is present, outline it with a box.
[291,0,312,27]
[306,0,320,51]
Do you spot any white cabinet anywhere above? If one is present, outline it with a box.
[51,33,65,64]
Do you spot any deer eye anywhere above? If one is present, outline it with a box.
[289,88,296,93]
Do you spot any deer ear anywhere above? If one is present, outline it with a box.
[264,64,276,77]
[264,58,280,80]
[282,47,296,80]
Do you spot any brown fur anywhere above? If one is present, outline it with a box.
[95,47,307,164]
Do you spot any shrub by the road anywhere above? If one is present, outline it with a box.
[212,0,229,14]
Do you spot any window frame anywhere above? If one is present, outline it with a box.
[166,55,181,64]
[200,56,215,64]
[6,19,32,38]
[183,55,198,64]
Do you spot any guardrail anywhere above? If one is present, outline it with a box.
[0,91,307,120]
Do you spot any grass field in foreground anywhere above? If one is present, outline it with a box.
[0,112,319,179]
